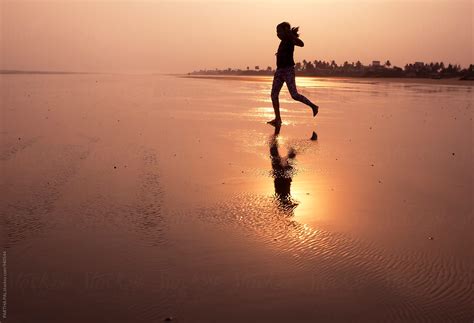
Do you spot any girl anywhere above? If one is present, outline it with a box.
[268,22,319,126]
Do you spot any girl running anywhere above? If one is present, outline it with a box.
[268,22,319,126]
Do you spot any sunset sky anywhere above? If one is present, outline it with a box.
[1,0,472,73]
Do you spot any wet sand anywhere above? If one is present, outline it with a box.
[182,74,474,86]
[2,74,473,322]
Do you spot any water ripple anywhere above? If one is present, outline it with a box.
[195,193,473,322]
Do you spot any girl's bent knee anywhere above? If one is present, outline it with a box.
[291,93,302,100]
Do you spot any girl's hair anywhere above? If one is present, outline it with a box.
[277,21,300,38]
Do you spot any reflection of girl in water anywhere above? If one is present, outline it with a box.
[268,22,319,126]
[269,126,298,211]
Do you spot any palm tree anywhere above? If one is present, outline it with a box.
[302,59,308,71]
[385,60,391,68]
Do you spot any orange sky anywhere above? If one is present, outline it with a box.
[1,0,472,73]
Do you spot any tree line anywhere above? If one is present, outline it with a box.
[190,60,474,80]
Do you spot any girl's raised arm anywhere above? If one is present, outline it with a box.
[293,37,304,47]
[289,26,304,47]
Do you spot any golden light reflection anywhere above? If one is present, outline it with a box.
[294,77,320,89]
[261,125,330,226]
[295,77,362,90]
[258,97,296,104]
[290,181,326,221]
[242,106,298,126]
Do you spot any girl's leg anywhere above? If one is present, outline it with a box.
[270,70,285,123]
[285,68,319,116]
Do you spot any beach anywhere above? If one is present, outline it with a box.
[182,74,474,86]
[2,73,473,322]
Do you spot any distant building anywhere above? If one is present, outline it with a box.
[372,61,381,67]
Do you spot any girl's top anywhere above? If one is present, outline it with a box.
[276,40,295,69]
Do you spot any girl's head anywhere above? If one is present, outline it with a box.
[276,22,299,40]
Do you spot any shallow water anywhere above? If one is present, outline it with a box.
[2,74,473,322]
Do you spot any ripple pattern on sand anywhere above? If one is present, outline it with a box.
[195,193,473,322]
[3,143,91,246]
[125,149,166,246]
[0,136,40,161]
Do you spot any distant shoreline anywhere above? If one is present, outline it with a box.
[181,74,474,86]
[2,70,472,86]
[0,70,96,75]
[187,61,474,82]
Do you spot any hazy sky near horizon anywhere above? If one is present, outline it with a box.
[1,0,472,73]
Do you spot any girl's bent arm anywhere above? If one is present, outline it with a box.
[293,37,304,47]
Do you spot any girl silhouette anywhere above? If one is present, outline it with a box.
[268,22,319,126]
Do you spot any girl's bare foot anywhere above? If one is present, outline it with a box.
[267,119,282,126]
